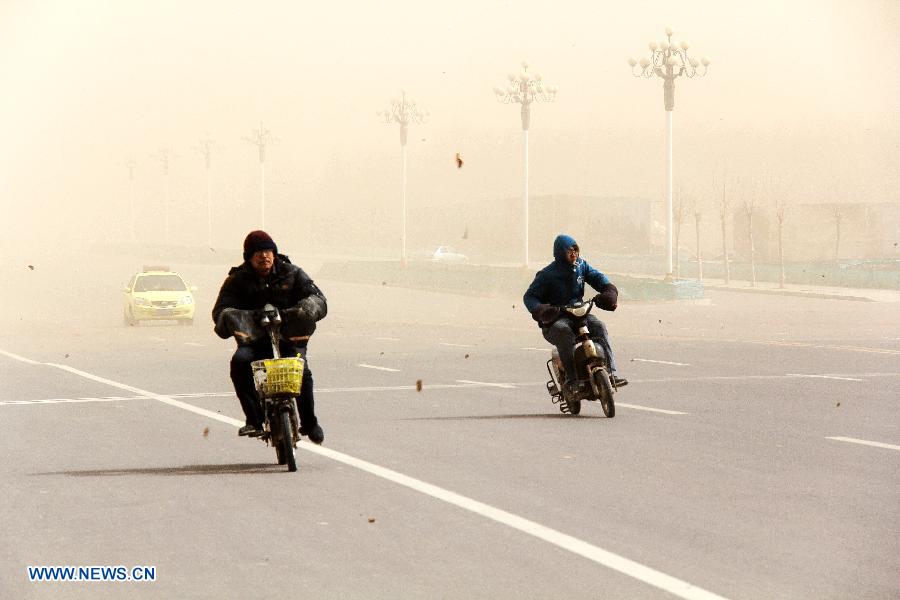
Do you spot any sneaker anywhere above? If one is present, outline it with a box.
[611,375,628,387]
[238,424,260,437]
[301,424,324,445]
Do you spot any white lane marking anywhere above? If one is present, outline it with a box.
[319,383,479,393]
[786,374,864,382]
[303,445,726,600]
[1,349,729,600]
[0,349,40,365]
[826,437,900,452]
[521,347,548,352]
[630,334,900,356]
[357,363,401,372]
[440,342,473,348]
[3,358,242,428]
[375,337,400,342]
[184,342,204,347]
[455,379,515,389]
[0,397,142,406]
[3,384,687,417]
[149,336,166,342]
[634,374,880,384]
[750,340,900,356]
[632,358,691,366]
[1,383,500,405]
[617,403,687,415]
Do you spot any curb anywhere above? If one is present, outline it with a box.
[702,285,875,302]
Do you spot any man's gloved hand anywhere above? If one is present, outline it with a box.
[281,296,327,338]
[533,303,561,326]
[593,283,619,311]
[297,295,327,322]
[214,308,263,343]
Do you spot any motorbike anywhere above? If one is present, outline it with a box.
[544,299,617,417]
[248,304,303,472]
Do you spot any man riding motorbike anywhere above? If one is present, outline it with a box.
[212,230,326,443]
[523,234,627,400]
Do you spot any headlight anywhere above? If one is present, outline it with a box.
[179,295,194,305]
[134,297,150,306]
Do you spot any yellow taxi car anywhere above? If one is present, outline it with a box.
[123,266,196,326]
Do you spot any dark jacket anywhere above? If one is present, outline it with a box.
[212,254,327,342]
[523,234,616,325]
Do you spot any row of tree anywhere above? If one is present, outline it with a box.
[672,180,854,289]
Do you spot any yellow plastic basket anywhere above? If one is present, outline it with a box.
[251,357,304,397]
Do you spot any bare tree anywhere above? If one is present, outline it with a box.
[774,195,788,289]
[694,206,704,282]
[673,186,691,279]
[832,205,843,263]
[740,180,758,287]
[718,176,731,284]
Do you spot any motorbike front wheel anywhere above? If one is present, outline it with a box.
[278,407,297,472]
[593,368,615,418]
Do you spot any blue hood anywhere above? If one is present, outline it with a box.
[553,234,578,264]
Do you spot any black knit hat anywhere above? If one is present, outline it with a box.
[243,230,277,261]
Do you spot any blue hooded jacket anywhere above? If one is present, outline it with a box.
[523,234,611,315]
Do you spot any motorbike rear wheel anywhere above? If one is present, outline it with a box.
[274,430,286,465]
[593,368,615,418]
[278,407,297,472]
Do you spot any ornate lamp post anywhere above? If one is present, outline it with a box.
[378,90,427,266]
[629,26,709,280]
[197,134,214,249]
[244,122,275,229]
[154,148,173,246]
[125,157,136,243]
[494,61,557,267]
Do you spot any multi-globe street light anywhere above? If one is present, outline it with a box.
[378,90,427,266]
[197,134,214,249]
[244,122,276,230]
[629,26,709,280]
[125,157,136,243]
[154,148,173,246]
[494,61,557,267]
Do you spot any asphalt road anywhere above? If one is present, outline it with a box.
[1,256,898,599]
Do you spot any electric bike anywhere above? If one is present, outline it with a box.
[544,299,617,417]
[249,304,303,472]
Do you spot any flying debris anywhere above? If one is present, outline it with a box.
[455,152,464,169]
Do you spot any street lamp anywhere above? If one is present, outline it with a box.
[197,134,214,249]
[378,89,427,266]
[244,122,276,229]
[629,26,709,280]
[125,157,136,243]
[494,60,558,267]
[154,148,173,247]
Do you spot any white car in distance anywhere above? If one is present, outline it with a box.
[431,246,468,264]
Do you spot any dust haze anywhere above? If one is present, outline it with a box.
[1,0,898,328]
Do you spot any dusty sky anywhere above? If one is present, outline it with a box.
[1,0,898,250]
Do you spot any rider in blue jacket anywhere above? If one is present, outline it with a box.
[523,234,627,397]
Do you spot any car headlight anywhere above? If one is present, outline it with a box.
[179,295,194,305]
[134,297,150,306]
